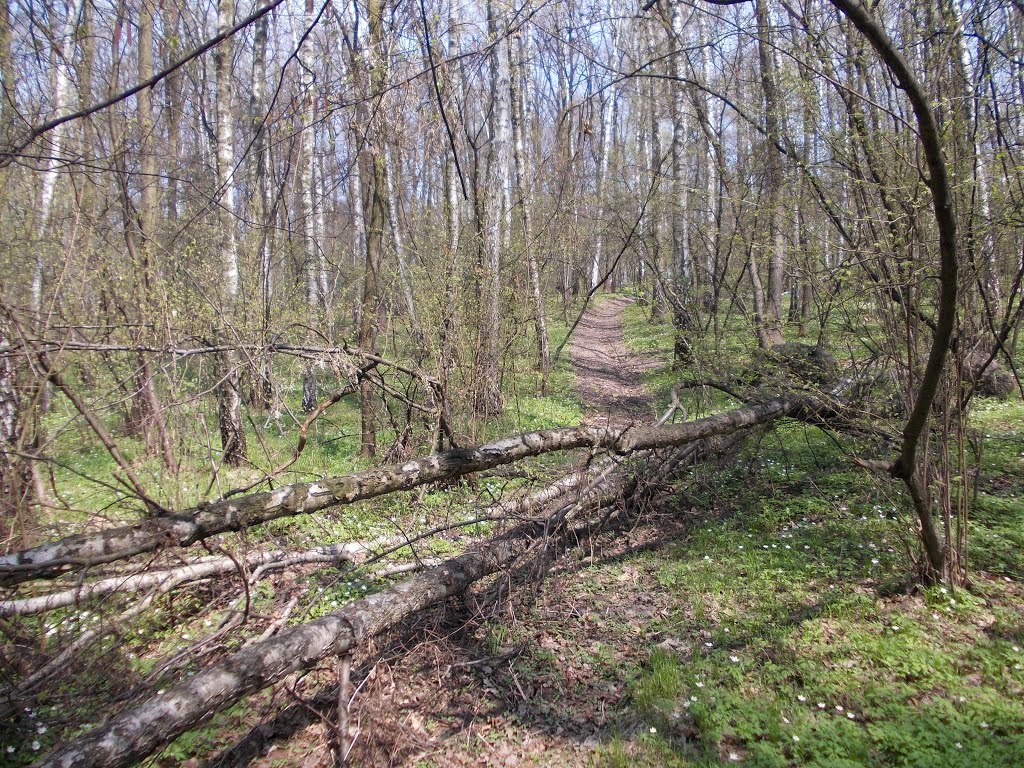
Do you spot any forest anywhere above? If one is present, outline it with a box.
[1,0,1023,765]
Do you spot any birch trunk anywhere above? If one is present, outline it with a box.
[252,11,275,411]
[590,87,614,292]
[34,0,83,321]
[509,27,551,388]
[213,0,248,466]
[0,329,32,545]
[669,1,693,364]
[301,1,321,413]
[473,0,510,418]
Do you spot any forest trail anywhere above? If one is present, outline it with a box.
[569,296,661,426]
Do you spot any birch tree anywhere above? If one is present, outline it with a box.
[213,0,248,466]
[472,0,511,418]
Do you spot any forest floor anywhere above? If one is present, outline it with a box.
[205,294,680,768]
[119,297,1024,768]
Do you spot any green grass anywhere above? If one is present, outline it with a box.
[8,294,1024,767]
[595,308,1024,768]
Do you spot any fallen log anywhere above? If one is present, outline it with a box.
[0,541,383,618]
[33,453,634,768]
[31,405,766,768]
[1,395,805,588]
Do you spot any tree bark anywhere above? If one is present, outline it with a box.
[0,541,378,617]
[213,0,248,467]
[829,0,960,580]
[356,0,388,457]
[251,10,275,412]
[754,0,786,348]
[0,329,33,545]
[509,27,551,389]
[136,0,176,469]
[473,0,510,419]
[0,0,15,126]
[300,0,321,414]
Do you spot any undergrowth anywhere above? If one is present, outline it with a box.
[594,304,1024,767]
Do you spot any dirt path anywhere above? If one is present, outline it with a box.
[237,298,670,768]
[569,296,661,426]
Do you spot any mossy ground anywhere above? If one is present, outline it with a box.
[588,299,1024,767]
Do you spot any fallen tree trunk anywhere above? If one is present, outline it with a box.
[33,455,636,768]
[1,395,806,587]
[30,400,770,768]
[0,541,383,617]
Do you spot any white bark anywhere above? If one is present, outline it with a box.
[670,0,692,285]
[0,542,380,617]
[696,11,717,281]
[33,0,84,318]
[475,0,511,417]
[212,0,247,464]
[510,25,550,378]
[590,87,615,291]
[215,0,239,300]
